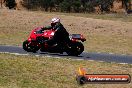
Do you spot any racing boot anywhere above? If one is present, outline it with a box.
[40,42,48,52]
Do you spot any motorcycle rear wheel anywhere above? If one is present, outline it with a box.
[66,42,84,56]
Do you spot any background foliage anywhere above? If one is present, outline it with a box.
[21,0,130,13]
[4,0,132,13]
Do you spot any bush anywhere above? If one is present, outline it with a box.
[59,0,72,12]
[72,0,81,12]
[5,0,16,9]
[21,0,115,13]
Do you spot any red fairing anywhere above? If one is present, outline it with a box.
[27,26,86,42]
[28,27,44,41]
[42,30,55,38]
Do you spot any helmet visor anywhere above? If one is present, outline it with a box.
[51,23,56,27]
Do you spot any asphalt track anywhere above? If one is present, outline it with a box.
[0,45,132,64]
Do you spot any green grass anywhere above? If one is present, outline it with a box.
[0,53,132,88]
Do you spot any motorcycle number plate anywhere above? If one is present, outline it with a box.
[72,34,81,39]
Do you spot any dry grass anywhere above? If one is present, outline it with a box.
[0,9,132,54]
[53,12,132,22]
[0,53,132,88]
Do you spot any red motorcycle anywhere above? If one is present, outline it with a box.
[23,27,86,56]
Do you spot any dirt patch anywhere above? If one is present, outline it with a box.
[62,16,132,36]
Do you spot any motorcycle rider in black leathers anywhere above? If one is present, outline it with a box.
[41,18,70,52]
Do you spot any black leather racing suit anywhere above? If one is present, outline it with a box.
[42,23,70,46]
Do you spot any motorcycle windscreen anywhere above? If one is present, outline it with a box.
[35,29,43,34]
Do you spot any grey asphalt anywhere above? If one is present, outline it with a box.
[0,45,132,64]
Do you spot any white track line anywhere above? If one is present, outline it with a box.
[0,52,131,65]
[119,63,128,65]
[0,52,29,56]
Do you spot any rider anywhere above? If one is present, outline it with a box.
[41,18,70,47]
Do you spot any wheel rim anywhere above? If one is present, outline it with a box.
[24,42,36,51]
[66,42,84,56]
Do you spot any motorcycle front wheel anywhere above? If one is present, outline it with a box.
[23,40,40,53]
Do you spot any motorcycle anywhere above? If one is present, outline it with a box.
[23,27,86,56]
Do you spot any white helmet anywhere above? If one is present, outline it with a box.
[51,18,60,23]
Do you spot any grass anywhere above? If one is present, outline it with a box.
[51,12,132,22]
[0,53,132,88]
[84,34,132,54]
[0,9,132,55]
